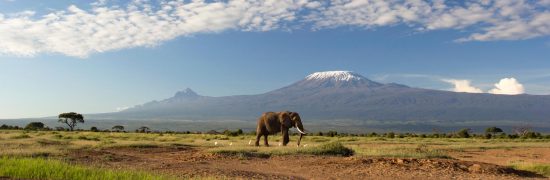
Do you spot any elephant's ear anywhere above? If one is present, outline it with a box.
[289,112,300,122]
[279,112,292,128]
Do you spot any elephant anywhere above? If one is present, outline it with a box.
[255,111,306,146]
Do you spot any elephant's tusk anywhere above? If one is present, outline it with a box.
[296,127,306,134]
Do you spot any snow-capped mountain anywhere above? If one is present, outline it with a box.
[99,71,550,126]
[306,71,366,82]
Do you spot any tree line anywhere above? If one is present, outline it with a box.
[2,121,548,139]
[1,112,547,139]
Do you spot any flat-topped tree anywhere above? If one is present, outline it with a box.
[112,125,124,132]
[58,112,84,131]
[485,127,503,135]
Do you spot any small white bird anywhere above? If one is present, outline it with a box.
[278,142,282,146]
[248,140,252,145]
[229,142,233,146]
[214,141,218,146]
[304,144,308,147]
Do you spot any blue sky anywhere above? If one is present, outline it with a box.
[1,0,550,118]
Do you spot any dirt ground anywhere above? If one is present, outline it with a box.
[451,147,550,166]
[66,145,548,180]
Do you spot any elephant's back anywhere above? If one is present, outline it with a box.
[259,112,281,134]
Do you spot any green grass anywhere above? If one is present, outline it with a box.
[0,157,173,180]
[510,163,550,177]
[298,141,354,156]
[352,144,451,159]
[210,141,354,157]
[211,149,271,159]
[10,134,31,139]
[1,130,550,179]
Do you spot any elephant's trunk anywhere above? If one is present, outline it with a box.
[295,121,305,146]
[297,133,303,146]
[295,121,306,135]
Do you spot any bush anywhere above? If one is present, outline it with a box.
[386,132,395,138]
[223,129,244,136]
[456,128,471,138]
[302,141,354,156]
[326,131,338,137]
[55,127,66,131]
[522,132,542,139]
[24,122,45,130]
[90,127,99,132]
[368,132,378,137]
[315,132,324,136]
[0,124,21,130]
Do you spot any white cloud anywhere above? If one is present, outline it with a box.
[0,0,310,57]
[0,0,549,57]
[116,106,130,112]
[489,78,525,95]
[443,79,483,93]
[443,77,525,95]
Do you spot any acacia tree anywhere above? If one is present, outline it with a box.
[58,112,84,131]
[485,127,503,135]
[137,126,150,133]
[112,125,125,132]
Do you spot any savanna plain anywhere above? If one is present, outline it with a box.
[1,130,549,180]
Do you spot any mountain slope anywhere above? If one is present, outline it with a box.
[98,71,550,123]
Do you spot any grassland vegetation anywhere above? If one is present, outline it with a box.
[510,162,550,176]
[0,157,172,180]
[0,127,549,178]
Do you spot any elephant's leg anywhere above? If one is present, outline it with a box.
[282,129,290,146]
[263,134,269,147]
[255,133,261,146]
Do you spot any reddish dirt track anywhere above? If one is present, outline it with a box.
[66,146,547,179]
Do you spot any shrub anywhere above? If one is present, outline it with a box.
[326,131,338,137]
[368,132,378,137]
[55,127,66,131]
[223,129,244,136]
[25,122,45,130]
[302,142,354,156]
[386,132,395,138]
[90,127,99,132]
[522,132,542,139]
[315,132,324,136]
[456,128,471,138]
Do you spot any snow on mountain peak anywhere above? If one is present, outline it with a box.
[305,71,364,81]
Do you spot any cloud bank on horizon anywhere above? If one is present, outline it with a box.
[444,77,525,95]
[0,0,549,58]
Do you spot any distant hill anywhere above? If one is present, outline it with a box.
[92,71,550,127]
